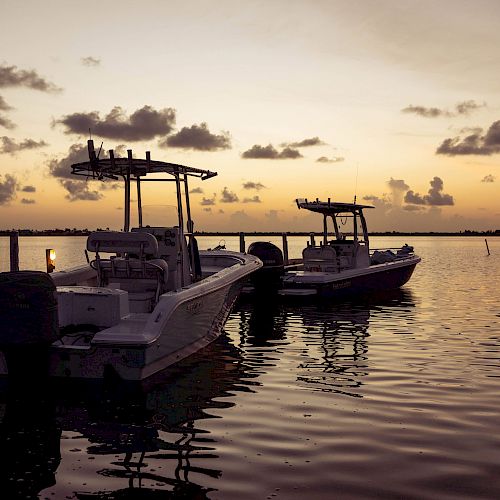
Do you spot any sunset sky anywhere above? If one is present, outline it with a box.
[1,0,499,232]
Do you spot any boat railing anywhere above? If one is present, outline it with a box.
[237,233,416,268]
[370,247,413,252]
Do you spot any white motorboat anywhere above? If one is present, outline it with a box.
[0,141,261,381]
[249,198,420,299]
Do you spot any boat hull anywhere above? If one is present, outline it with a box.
[48,278,243,381]
[0,251,262,381]
[280,257,420,300]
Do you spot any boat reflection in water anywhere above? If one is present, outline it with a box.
[294,289,415,397]
[0,289,416,498]
[0,369,61,498]
[0,338,256,499]
[233,288,416,398]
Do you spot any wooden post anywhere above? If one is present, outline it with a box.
[239,232,245,253]
[10,231,19,271]
[485,238,490,256]
[282,232,289,265]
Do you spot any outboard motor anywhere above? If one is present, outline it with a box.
[247,241,285,291]
[0,271,59,379]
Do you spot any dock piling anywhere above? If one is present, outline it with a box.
[485,238,490,256]
[9,231,19,271]
[282,232,289,265]
[239,232,246,253]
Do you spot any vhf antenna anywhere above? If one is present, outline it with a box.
[354,162,359,204]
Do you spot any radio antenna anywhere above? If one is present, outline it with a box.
[354,162,359,204]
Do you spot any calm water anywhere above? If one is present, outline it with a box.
[1,236,500,498]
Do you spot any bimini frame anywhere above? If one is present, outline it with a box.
[71,140,217,286]
[296,198,374,247]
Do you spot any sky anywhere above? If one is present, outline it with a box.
[0,0,499,232]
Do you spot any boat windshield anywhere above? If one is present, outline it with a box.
[141,205,178,228]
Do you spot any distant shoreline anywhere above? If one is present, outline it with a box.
[1,230,498,237]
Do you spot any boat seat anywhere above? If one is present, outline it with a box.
[86,231,169,311]
[302,246,338,273]
[329,241,356,270]
[132,226,188,290]
[87,231,159,256]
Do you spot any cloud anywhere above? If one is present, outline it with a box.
[316,156,344,163]
[0,174,18,205]
[55,105,176,141]
[0,96,14,128]
[436,120,500,156]
[0,115,15,129]
[387,178,410,206]
[242,195,261,203]
[107,144,127,157]
[404,190,426,205]
[279,146,302,159]
[0,63,62,92]
[47,143,130,182]
[98,181,120,191]
[436,134,486,155]
[20,198,35,204]
[363,195,381,203]
[48,143,88,179]
[402,105,452,118]
[265,209,282,222]
[459,126,483,135]
[202,207,212,212]
[242,181,266,190]
[200,194,216,206]
[0,96,13,111]
[189,187,204,194]
[60,180,102,201]
[481,174,495,183]
[403,204,425,211]
[404,176,454,206]
[229,209,254,226]
[241,144,302,159]
[387,178,409,191]
[0,136,48,155]
[362,194,391,209]
[220,187,239,203]
[455,100,485,115]
[159,122,231,151]
[402,100,485,118]
[242,144,278,159]
[48,143,108,200]
[21,185,36,192]
[81,56,100,67]
[282,137,325,147]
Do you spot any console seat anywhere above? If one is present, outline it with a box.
[87,231,169,312]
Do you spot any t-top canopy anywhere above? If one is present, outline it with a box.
[71,140,217,181]
[296,198,374,214]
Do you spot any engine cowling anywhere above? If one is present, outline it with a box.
[0,271,59,349]
[247,242,284,290]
